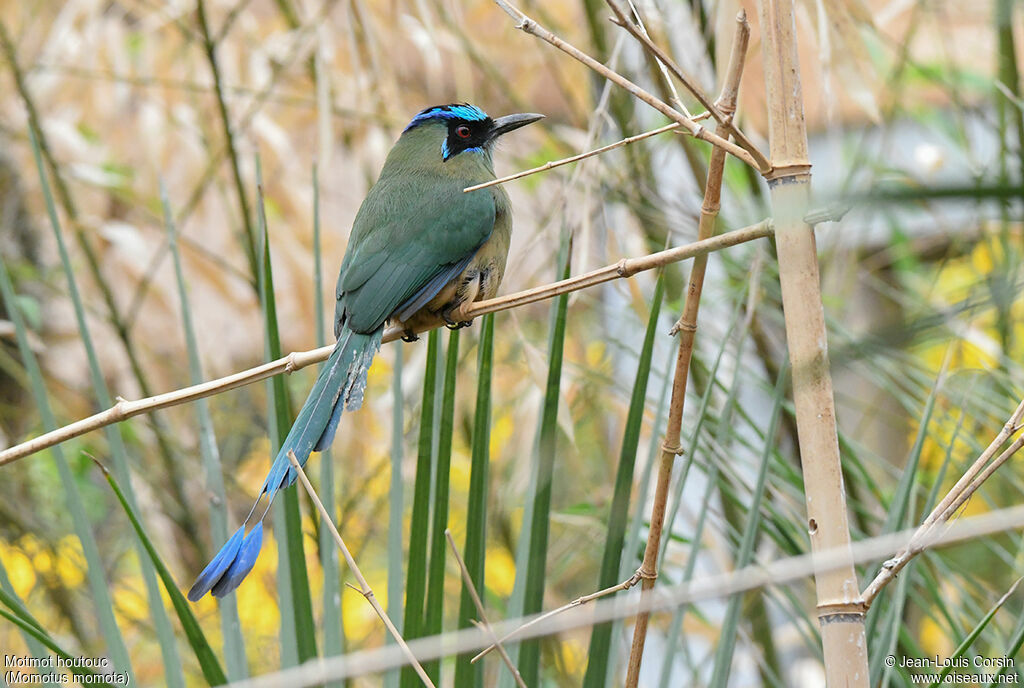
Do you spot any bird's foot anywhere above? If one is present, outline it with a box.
[441,306,473,330]
[401,329,419,342]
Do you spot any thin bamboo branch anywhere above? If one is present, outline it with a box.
[861,399,1024,607]
[473,573,643,664]
[623,12,749,686]
[444,530,526,688]
[610,0,689,121]
[286,451,435,688]
[225,505,1024,688]
[758,0,868,682]
[491,0,769,173]
[605,0,771,172]
[0,219,773,467]
[464,120,700,193]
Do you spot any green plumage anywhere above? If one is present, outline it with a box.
[336,123,501,334]
[188,104,541,602]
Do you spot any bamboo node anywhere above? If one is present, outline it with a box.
[763,163,811,183]
[701,199,722,215]
[669,320,697,336]
[817,601,866,615]
[661,440,684,456]
[615,258,632,277]
[624,572,643,589]
[636,566,657,581]
[715,99,736,116]
[819,612,866,626]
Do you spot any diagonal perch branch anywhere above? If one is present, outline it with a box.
[0,218,774,468]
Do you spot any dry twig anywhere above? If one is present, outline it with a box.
[472,572,643,664]
[861,399,1024,607]
[491,0,770,173]
[463,120,700,193]
[444,530,526,688]
[0,219,773,467]
[286,451,435,688]
[605,0,770,172]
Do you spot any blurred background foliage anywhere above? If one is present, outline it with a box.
[0,0,1022,686]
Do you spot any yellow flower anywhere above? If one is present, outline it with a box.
[0,544,36,598]
[55,536,85,588]
[485,546,516,598]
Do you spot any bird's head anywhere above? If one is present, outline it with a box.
[399,103,544,163]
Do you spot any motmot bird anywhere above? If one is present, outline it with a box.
[187,104,543,601]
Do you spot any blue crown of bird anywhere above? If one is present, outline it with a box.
[188,103,543,601]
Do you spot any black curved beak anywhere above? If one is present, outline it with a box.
[488,112,545,142]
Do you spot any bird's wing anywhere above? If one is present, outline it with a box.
[334,173,495,335]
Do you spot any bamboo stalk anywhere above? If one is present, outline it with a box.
[0,219,772,467]
[623,12,750,686]
[757,0,869,683]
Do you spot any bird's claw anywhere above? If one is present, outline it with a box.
[401,329,419,342]
[441,307,473,330]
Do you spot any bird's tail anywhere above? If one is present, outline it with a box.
[187,328,382,601]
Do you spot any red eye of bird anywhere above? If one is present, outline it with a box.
[456,125,472,139]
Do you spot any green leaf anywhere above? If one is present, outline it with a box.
[0,488,57,677]
[0,599,110,687]
[423,329,460,682]
[312,163,345,686]
[583,272,664,687]
[401,328,440,688]
[929,577,1023,687]
[91,458,227,686]
[657,294,750,688]
[163,182,247,681]
[869,367,945,686]
[454,313,495,688]
[385,343,405,688]
[518,233,572,686]
[709,362,788,687]
[256,176,318,667]
[31,122,183,688]
[0,250,133,685]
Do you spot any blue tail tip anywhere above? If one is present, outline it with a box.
[187,524,264,601]
[213,523,264,598]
